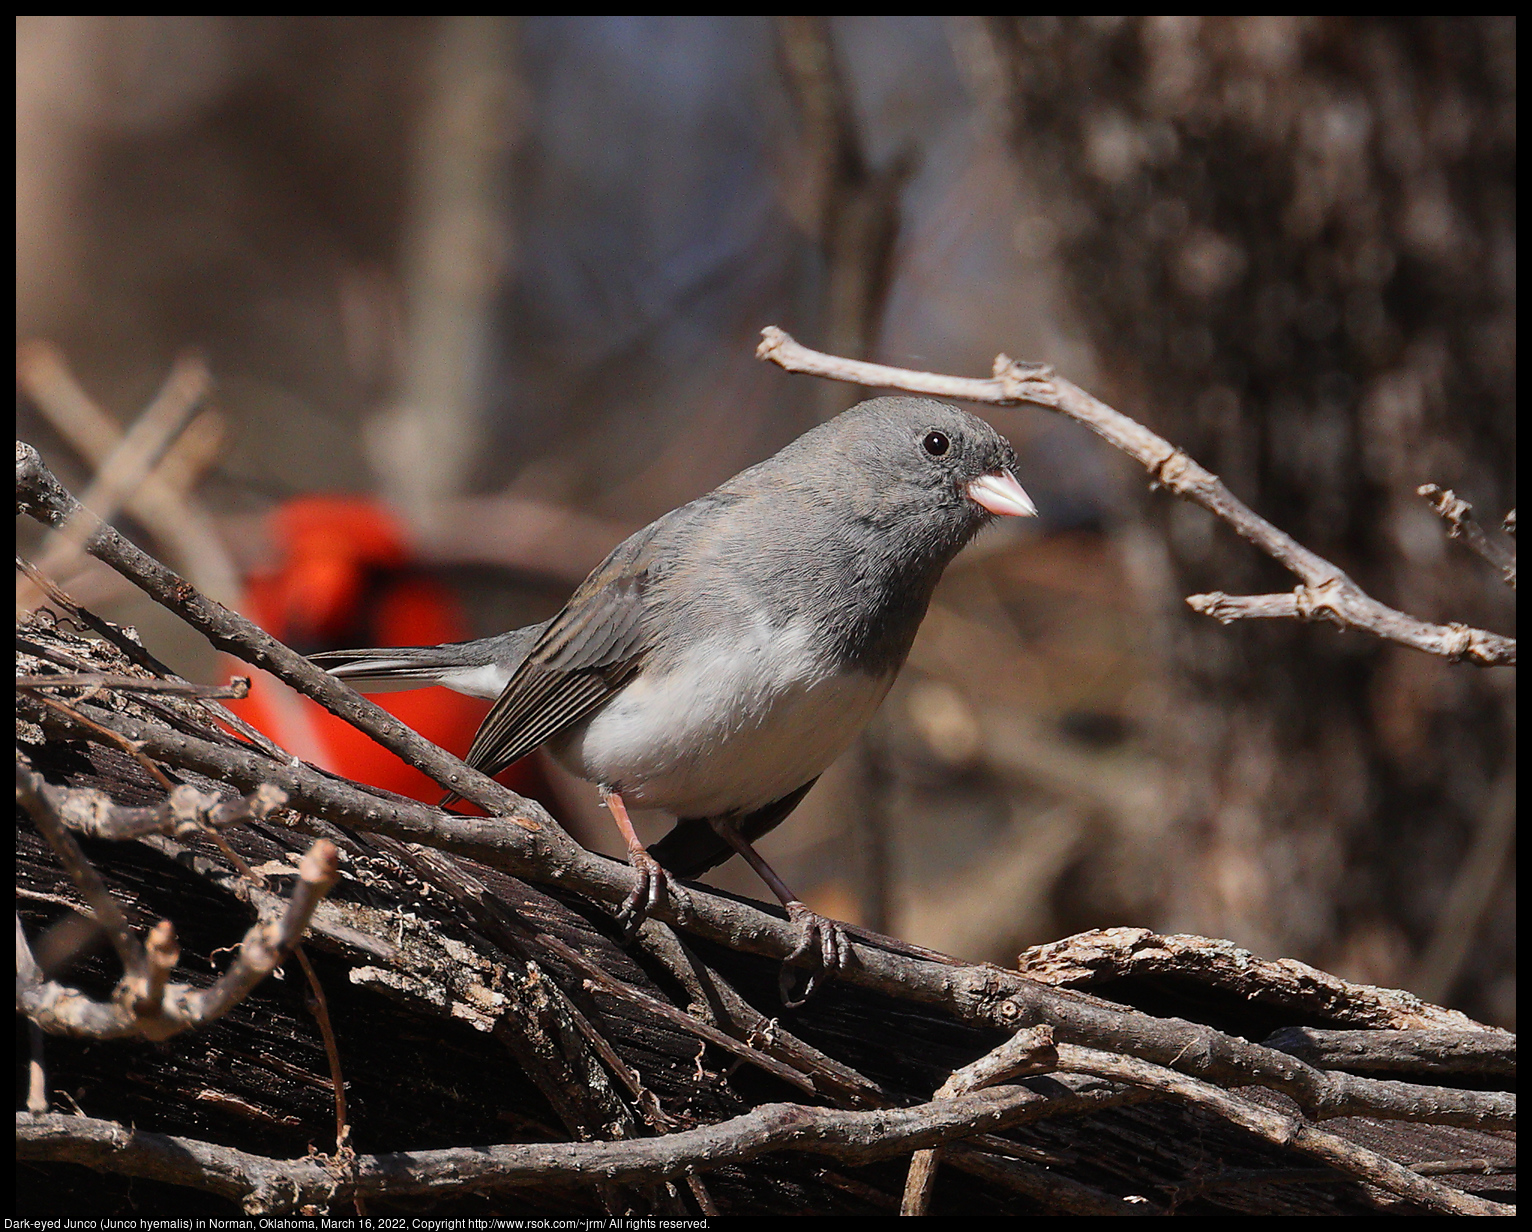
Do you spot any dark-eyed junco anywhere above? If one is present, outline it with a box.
[312,396,1035,1001]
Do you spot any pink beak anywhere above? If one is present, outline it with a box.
[966,470,1037,518]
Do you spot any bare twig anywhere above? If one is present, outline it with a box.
[18,342,241,608]
[1262,1026,1516,1077]
[1051,1045,1512,1216]
[1417,484,1516,589]
[17,829,341,1042]
[19,352,210,613]
[902,1025,1057,1215]
[18,672,250,699]
[16,555,289,762]
[291,945,352,1161]
[23,774,287,841]
[755,327,1515,666]
[23,689,177,792]
[634,920,893,1108]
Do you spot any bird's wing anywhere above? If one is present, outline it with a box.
[461,514,675,778]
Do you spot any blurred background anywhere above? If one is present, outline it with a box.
[16,17,1515,1026]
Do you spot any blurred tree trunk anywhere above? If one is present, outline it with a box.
[981,16,1515,1023]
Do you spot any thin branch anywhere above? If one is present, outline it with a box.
[18,673,250,699]
[755,327,1515,666]
[16,555,289,762]
[25,775,287,841]
[18,352,209,613]
[291,944,352,1162]
[17,440,568,823]
[22,690,1513,1132]
[1183,585,1512,664]
[24,689,177,792]
[902,1025,1058,1215]
[1417,483,1516,589]
[17,831,341,1042]
[1261,1026,1516,1077]
[1051,1045,1511,1217]
[18,341,242,608]
[634,920,893,1108]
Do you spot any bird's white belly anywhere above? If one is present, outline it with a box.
[548,622,892,817]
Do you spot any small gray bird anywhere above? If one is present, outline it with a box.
[311,396,1035,1001]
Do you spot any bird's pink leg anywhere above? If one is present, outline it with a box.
[604,790,684,935]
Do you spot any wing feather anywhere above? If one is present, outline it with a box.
[460,515,675,778]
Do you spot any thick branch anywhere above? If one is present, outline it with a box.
[1262,1026,1517,1077]
[1018,927,1480,1031]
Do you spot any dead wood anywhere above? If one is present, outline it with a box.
[15,448,1515,1216]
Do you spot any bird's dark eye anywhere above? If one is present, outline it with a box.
[922,430,950,457]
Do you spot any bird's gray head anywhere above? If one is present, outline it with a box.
[784,396,1034,551]
[718,397,1035,671]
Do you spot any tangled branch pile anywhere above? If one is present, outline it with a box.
[16,441,1515,1216]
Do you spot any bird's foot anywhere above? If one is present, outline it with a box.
[617,849,690,939]
[779,901,850,1008]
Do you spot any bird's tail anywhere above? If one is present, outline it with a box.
[647,817,734,877]
[649,779,819,878]
[308,644,467,692]
[309,623,547,700]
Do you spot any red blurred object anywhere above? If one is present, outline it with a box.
[224,496,549,811]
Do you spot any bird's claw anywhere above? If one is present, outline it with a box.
[779,901,849,1008]
[617,850,690,938]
